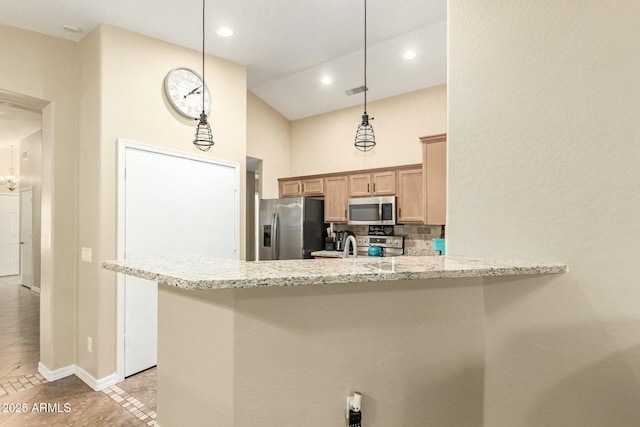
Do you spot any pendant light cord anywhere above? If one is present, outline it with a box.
[364,0,367,114]
[201,0,205,115]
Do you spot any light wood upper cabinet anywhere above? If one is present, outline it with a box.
[324,176,349,222]
[301,178,324,196]
[277,161,434,224]
[279,177,324,197]
[372,171,396,195]
[421,134,447,225]
[279,179,302,197]
[350,171,395,197]
[348,174,371,197]
[397,168,424,223]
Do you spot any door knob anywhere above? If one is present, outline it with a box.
[20,242,24,245]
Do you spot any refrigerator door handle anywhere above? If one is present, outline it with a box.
[273,212,279,260]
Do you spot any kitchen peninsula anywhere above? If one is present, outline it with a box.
[103,255,566,426]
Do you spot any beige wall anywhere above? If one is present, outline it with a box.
[157,279,484,427]
[76,25,102,377]
[289,85,446,176]
[19,130,42,288]
[0,146,20,195]
[77,25,247,379]
[0,23,78,371]
[246,91,290,199]
[449,1,640,425]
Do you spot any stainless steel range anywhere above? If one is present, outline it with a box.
[355,235,404,257]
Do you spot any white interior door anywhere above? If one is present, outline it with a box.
[123,144,238,377]
[20,188,33,288]
[0,194,20,277]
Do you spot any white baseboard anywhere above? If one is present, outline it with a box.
[74,365,121,391]
[38,362,122,391]
[38,362,75,381]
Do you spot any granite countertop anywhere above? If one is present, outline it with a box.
[310,250,345,258]
[102,255,567,291]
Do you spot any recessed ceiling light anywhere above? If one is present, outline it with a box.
[403,50,417,60]
[216,27,234,37]
[321,76,333,85]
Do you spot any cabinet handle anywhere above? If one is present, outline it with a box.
[367,183,370,193]
[298,183,301,193]
[345,209,347,219]
[373,183,376,192]
[399,208,402,218]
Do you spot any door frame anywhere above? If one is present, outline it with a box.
[115,138,240,381]
[19,187,34,288]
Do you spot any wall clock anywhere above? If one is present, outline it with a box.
[164,67,211,119]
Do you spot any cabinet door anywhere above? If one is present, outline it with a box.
[302,178,324,196]
[324,176,349,222]
[397,169,424,223]
[279,180,302,197]
[372,171,396,195]
[424,140,446,225]
[349,174,371,197]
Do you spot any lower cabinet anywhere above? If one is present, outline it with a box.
[397,168,424,223]
[324,176,349,222]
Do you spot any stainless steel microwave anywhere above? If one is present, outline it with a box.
[347,196,396,225]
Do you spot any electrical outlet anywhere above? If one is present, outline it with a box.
[87,337,93,353]
[346,397,354,419]
[346,392,362,422]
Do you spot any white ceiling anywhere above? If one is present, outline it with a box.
[0,0,447,120]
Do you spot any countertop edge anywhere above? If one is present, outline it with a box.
[102,258,567,291]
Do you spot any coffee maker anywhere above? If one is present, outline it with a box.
[336,231,353,251]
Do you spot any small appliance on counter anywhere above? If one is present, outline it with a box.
[355,235,404,257]
[433,238,446,255]
[336,231,354,252]
[324,237,336,251]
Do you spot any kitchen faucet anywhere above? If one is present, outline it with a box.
[343,235,357,258]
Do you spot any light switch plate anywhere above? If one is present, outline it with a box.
[81,247,92,262]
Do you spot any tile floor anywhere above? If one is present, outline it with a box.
[0,276,157,426]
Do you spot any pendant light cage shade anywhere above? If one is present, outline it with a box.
[194,112,214,151]
[355,114,376,152]
[193,0,215,152]
[353,0,376,152]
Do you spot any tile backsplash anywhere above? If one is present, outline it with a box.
[333,224,445,256]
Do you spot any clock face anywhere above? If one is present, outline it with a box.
[164,67,211,119]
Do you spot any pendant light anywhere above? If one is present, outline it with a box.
[193,0,214,151]
[354,0,376,152]
[0,145,18,192]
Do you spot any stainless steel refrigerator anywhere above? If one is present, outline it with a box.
[259,197,325,260]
